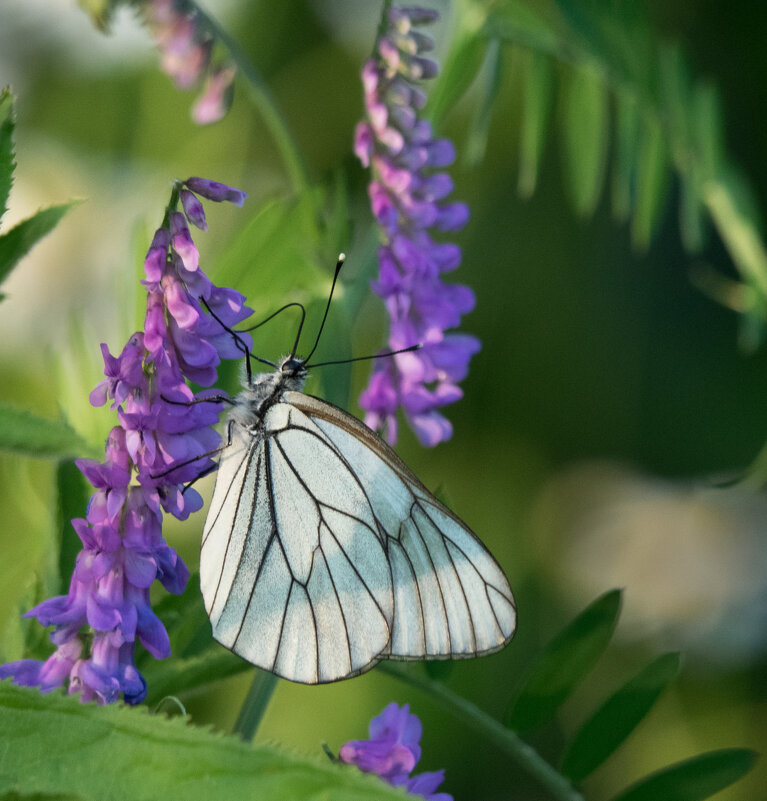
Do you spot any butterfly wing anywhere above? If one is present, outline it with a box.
[200,403,393,684]
[284,391,517,662]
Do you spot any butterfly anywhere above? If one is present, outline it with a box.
[198,262,516,684]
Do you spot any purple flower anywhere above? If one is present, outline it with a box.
[144,0,236,125]
[340,703,452,801]
[0,177,250,705]
[356,5,480,446]
[192,65,236,125]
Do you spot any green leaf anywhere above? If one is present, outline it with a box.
[553,0,613,66]
[692,82,724,183]
[55,460,92,592]
[609,748,758,801]
[631,116,668,250]
[1,793,84,801]
[505,589,622,732]
[659,43,689,158]
[0,89,15,224]
[146,576,211,661]
[428,19,488,127]
[0,682,405,801]
[0,201,81,288]
[611,90,639,222]
[561,63,610,217]
[518,50,553,198]
[561,652,681,781]
[487,1,561,57]
[0,403,93,459]
[705,168,767,302]
[214,196,324,310]
[143,648,250,706]
[678,165,706,254]
[465,37,504,166]
[77,0,119,32]
[138,577,252,703]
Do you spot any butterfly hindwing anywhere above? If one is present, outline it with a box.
[285,392,517,662]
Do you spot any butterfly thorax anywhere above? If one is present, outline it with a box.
[228,355,307,430]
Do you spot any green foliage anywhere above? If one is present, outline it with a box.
[487,591,756,798]
[55,460,91,593]
[0,89,15,224]
[609,749,758,801]
[560,652,682,781]
[212,184,355,407]
[77,0,120,32]
[214,196,325,316]
[0,403,94,460]
[428,6,488,127]
[0,682,405,801]
[0,90,79,297]
[465,37,504,166]
[560,63,609,217]
[518,50,553,197]
[0,201,82,289]
[138,577,252,704]
[505,589,622,732]
[467,0,767,344]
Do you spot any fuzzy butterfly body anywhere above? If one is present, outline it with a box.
[200,355,516,684]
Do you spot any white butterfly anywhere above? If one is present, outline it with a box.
[199,352,516,684]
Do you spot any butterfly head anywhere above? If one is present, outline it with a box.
[276,354,308,391]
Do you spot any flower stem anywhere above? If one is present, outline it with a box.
[232,669,279,742]
[190,2,313,202]
[376,0,394,41]
[379,663,585,801]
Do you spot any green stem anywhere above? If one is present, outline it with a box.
[190,2,313,202]
[232,669,279,742]
[379,663,584,801]
[162,182,182,228]
[376,0,394,41]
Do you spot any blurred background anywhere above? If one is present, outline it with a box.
[0,0,765,799]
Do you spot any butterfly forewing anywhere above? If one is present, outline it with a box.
[201,386,516,684]
[201,401,394,683]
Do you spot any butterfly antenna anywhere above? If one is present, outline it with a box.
[298,253,345,362]
[239,302,306,334]
[305,343,422,369]
[199,298,276,385]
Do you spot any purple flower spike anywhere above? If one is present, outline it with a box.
[356,5,479,447]
[340,703,453,801]
[1,178,249,705]
[144,0,236,125]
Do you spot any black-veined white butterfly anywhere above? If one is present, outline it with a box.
[198,259,516,684]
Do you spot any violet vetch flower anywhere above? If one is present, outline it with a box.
[0,177,250,704]
[340,702,453,801]
[144,0,236,125]
[356,5,480,447]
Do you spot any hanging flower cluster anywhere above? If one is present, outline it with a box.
[144,0,236,124]
[0,178,250,704]
[355,5,480,447]
[340,702,452,801]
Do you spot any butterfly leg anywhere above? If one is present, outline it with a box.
[181,461,219,495]
[150,420,234,481]
[160,393,235,407]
